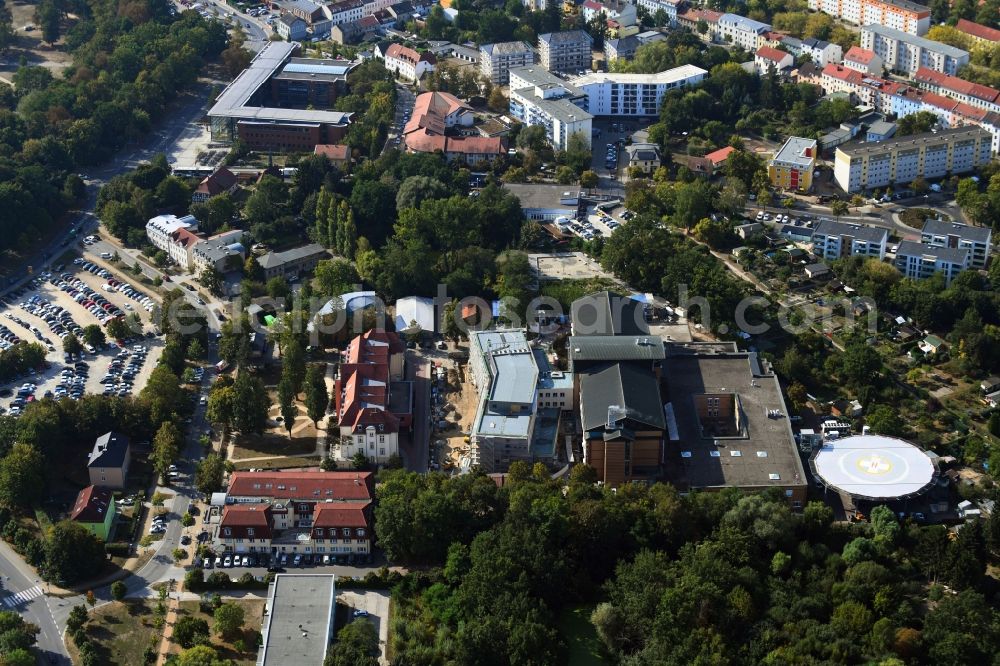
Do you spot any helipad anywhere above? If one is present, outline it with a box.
[811,434,936,500]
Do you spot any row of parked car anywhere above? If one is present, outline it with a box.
[100,345,148,398]
[17,295,87,344]
[0,323,24,351]
[50,274,125,327]
[72,258,156,314]
[202,551,362,570]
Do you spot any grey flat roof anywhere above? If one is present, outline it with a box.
[921,218,991,243]
[258,243,328,269]
[896,239,970,264]
[481,41,533,56]
[837,126,988,158]
[867,120,896,135]
[571,291,649,336]
[503,183,581,210]
[208,42,354,125]
[662,344,806,490]
[569,336,664,365]
[580,362,665,431]
[539,29,593,45]
[515,91,592,123]
[260,574,336,666]
[771,136,816,169]
[510,66,586,96]
[471,330,538,404]
[862,24,969,58]
[813,219,887,244]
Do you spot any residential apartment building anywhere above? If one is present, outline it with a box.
[480,41,535,84]
[662,342,808,506]
[808,0,930,35]
[843,46,883,76]
[811,219,888,260]
[402,90,504,164]
[146,214,197,258]
[717,13,771,52]
[604,30,665,62]
[88,431,131,489]
[636,0,682,24]
[833,126,992,192]
[768,136,817,191]
[538,30,592,73]
[755,46,794,75]
[861,24,969,76]
[70,485,116,542]
[332,330,412,466]
[216,470,375,559]
[624,142,662,174]
[895,240,969,284]
[327,0,364,26]
[676,7,723,40]
[509,67,593,150]
[384,43,436,81]
[276,13,308,41]
[191,230,245,273]
[920,218,991,270]
[955,18,1000,45]
[800,37,843,66]
[257,243,328,280]
[571,65,708,117]
[467,329,571,472]
[913,67,1000,114]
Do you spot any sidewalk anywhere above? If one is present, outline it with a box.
[154,593,182,666]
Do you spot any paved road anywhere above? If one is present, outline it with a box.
[0,541,65,665]
[401,350,431,472]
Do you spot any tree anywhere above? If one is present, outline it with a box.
[111,580,126,601]
[351,450,369,470]
[580,170,598,188]
[152,422,182,480]
[198,266,223,296]
[213,602,245,640]
[106,317,133,342]
[278,378,297,437]
[304,364,329,427]
[314,259,359,298]
[231,373,269,434]
[207,386,235,434]
[44,521,106,584]
[66,605,88,633]
[956,177,989,225]
[866,404,905,437]
[194,453,226,496]
[63,334,83,356]
[176,645,231,666]
[174,615,210,649]
[830,200,849,219]
[325,619,379,666]
[34,0,61,44]
[187,338,205,361]
[81,325,106,349]
[0,443,45,508]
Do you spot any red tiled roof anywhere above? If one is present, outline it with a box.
[844,46,877,64]
[404,131,504,156]
[822,63,865,84]
[581,0,604,10]
[338,330,407,434]
[312,501,371,528]
[914,67,1000,104]
[171,227,201,249]
[228,471,374,501]
[70,485,114,523]
[386,43,436,66]
[405,91,472,136]
[756,46,790,63]
[314,144,350,160]
[704,146,735,166]
[956,18,1000,42]
[678,8,722,23]
[220,504,273,540]
[195,167,237,198]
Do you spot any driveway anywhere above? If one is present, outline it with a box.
[338,589,390,665]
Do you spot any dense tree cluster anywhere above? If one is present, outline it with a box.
[382,468,1000,665]
[0,2,226,255]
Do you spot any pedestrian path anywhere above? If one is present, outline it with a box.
[3,585,43,607]
[315,362,335,458]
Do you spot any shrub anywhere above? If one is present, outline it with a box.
[105,542,131,557]
[184,567,204,592]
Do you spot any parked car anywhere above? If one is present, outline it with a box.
[223,556,232,567]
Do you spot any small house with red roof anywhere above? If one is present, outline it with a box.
[704,145,735,173]
[755,46,794,76]
[70,485,116,541]
[314,144,351,171]
[384,43,436,81]
[843,46,883,76]
[191,167,238,204]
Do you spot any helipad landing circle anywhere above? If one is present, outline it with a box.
[813,435,935,500]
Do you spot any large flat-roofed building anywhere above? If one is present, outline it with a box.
[209,42,355,151]
[811,219,888,260]
[895,239,969,284]
[508,67,592,151]
[480,41,535,84]
[662,342,808,505]
[259,574,336,666]
[570,290,649,337]
[257,243,328,280]
[860,24,969,75]
[809,0,930,35]
[768,136,817,191]
[920,218,991,269]
[467,330,569,471]
[537,30,593,73]
[833,126,992,192]
[503,183,584,221]
[571,66,708,116]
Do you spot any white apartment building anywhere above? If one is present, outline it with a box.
[327,0,364,25]
[861,24,969,76]
[509,67,593,150]
[809,0,930,35]
[636,0,682,24]
[146,214,196,252]
[833,126,992,192]
[717,13,771,52]
[384,43,436,81]
[191,230,245,273]
[571,65,708,117]
[921,218,992,270]
[538,30,593,74]
[895,240,969,284]
[480,41,535,84]
[811,219,888,260]
[914,68,1000,115]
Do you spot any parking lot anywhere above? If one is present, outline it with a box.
[0,257,164,414]
[338,590,390,665]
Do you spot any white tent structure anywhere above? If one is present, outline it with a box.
[395,296,436,334]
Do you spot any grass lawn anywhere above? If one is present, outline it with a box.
[541,277,618,311]
[73,599,160,666]
[171,599,266,665]
[557,604,608,666]
[231,456,320,471]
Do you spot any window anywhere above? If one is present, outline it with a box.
[247,528,255,536]
[223,528,232,537]
[380,448,385,456]
[315,528,323,537]
[342,528,351,536]
[358,529,366,537]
